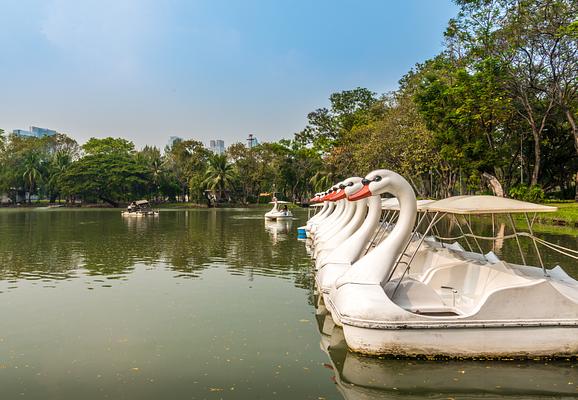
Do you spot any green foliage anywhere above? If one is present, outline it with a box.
[295,87,382,154]
[509,185,545,202]
[59,152,149,206]
[82,137,135,155]
[1,1,576,204]
[0,132,323,205]
[203,154,236,201]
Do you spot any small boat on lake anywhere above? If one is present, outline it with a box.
[121,200,159,217]
[264,199,293,221]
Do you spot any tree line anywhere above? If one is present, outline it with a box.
[296,0,578,202]
[0,131,322,205]
[1,0,576,205]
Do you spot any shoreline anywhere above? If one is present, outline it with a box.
[0,202,298,210]
[4,201,578,227]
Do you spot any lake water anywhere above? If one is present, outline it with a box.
[0,208,576,399]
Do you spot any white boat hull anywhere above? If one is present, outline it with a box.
[342,324,578,358]
[121,211,159,217]
[264,212,293,221]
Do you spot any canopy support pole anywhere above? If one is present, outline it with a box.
[507,213,527,266]
[451,214,474,252]
[462,215,484,255]
[389,212,444,288]
[387,211,432,283]
[524,212,547,276]
[429,212,444,247]
[491,214,496,252]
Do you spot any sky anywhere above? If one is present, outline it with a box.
[0,0,458,149]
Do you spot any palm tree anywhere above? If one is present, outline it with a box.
[309,168,334,193]
[48,150,72,202]
[22,151,43,203]
[203,154,236,202]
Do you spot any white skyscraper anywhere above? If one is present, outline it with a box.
[247,134,259,148]
[209,139,225,155]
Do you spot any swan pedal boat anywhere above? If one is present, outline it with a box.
[121,200,159,217]
[264,200,293,221]
[314,305,578,399]
[315,170,578,359]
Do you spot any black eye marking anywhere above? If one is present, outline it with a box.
[347,182,354,186]
[374,176,382,182]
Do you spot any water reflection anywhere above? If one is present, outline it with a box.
[315,304,578,399]
[2,208,578,399]
[264,219,293,245]
[0,209,312,290]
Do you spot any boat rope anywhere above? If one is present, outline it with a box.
[430,232,578,260]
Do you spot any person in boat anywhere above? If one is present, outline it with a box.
[283,204,288,215]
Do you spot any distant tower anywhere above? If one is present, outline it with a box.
[168,136,183,147]
[209,139,225,155]
[13,126,58,138]
[247,134,259,148]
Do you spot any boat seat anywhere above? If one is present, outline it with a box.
[422,262,533,315]
[384,278,458,315]
[397,248,464,279]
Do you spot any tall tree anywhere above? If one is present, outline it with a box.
[203,154,236,202]
[22,151,43,203]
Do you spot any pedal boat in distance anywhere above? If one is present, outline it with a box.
[121,200,159,217]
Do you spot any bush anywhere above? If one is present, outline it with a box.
[508,184,545,202]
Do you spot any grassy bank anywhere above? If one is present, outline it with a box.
[536,202,578,226]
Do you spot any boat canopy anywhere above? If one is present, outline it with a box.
[381,198,435,211]
[269,200,291,204]
[423,195,557,215]
[135,200,150,205]
[381,198,399,210]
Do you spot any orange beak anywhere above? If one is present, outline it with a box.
[324,191,337,201]
[348,184,372,201]
[332,190,346,201]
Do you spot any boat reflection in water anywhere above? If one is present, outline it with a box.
[315,304,578,399]
[264,219,293,245]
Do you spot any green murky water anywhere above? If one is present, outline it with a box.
[0,208,576,399]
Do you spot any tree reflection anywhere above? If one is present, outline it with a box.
[0,209,315,291]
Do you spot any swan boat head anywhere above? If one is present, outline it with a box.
[328,177,363,201]
[343,177,364,199]
[335,169,417,287]
[325,182,345,201]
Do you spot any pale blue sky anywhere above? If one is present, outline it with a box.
[0,0,458,148]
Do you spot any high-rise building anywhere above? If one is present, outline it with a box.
[30,126,57,137]
[168,136,183,147]
[12,129,35,137]
[247,134,259,148]
[209,139,225,155]
[13,126,57,138]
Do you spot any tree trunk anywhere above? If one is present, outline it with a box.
[575,172,578,202]
[482,172,505,197]
[99,196,118,207]
[564,108,578,201]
